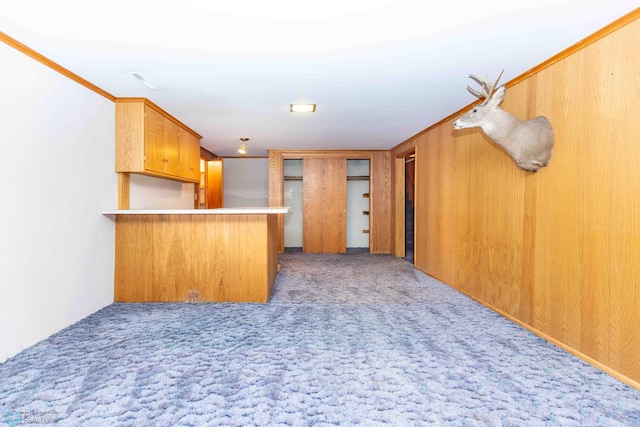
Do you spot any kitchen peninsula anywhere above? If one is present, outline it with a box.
[102,207,289,303]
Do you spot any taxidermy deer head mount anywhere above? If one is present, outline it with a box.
[453,70,554,172]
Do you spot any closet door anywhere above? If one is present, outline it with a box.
[303,158,347,253]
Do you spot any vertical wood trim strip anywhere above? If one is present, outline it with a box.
[268,151,285,252]
[393,157,406,257]
[118,173,130,210]
[370,151,392,254]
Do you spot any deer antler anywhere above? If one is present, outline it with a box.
[466,69,504,106]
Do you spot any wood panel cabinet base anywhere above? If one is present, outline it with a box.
[114,213,279,303]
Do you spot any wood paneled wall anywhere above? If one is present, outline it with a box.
[391,10,640,387]
[268,150,392,253]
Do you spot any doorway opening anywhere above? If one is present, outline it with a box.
[404,154,415,263]
[283,159,303,252]
[346,159,370,252]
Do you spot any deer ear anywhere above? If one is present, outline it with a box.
[487,85,506,107]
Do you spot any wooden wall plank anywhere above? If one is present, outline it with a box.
[480,82,526,320]
[117,173,130,210]
[204,215,230,301]
[415,129,457,286]
[266,214,279,297]
[393,157,406,257]
[531,56,585,350]
[370,151,392,253]
[115,215,147,301]
[228,215,267,302]
[575,40,612,364]
[268,151,285,252]
[151,215,181,301]
[185,215,207,300]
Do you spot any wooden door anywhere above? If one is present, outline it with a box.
[207,159,224,208]
[303,158,346,253]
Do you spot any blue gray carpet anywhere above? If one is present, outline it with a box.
[1,252,639,426]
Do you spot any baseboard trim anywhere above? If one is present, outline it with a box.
[465,290,640,391]
[416,267,640,391]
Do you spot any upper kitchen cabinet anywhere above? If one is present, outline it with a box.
[115,98,201,183]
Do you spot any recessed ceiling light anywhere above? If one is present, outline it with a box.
[290,104,316,113]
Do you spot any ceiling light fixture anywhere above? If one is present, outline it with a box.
[290,104,316,113]
[238,137,249,155]
[129,72,159,91]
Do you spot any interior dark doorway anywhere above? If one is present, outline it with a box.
[404,155,415,263]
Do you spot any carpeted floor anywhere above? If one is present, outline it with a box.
[1,252,639,426]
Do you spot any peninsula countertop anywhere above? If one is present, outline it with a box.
[102,207,290,215]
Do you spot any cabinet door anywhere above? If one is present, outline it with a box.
[178,129,201,182]
[303,158,347,253]
[144,106,179,176]
[206,159,224,208]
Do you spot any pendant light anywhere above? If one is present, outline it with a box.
[238,137,249,155]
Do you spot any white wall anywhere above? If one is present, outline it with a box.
[223,158,269,207]
[0,41,117,362]
[346,180,370,248]
[346,160,370,248]
[130,174,195,209]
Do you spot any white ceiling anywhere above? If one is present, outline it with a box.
[1,1,636,157]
